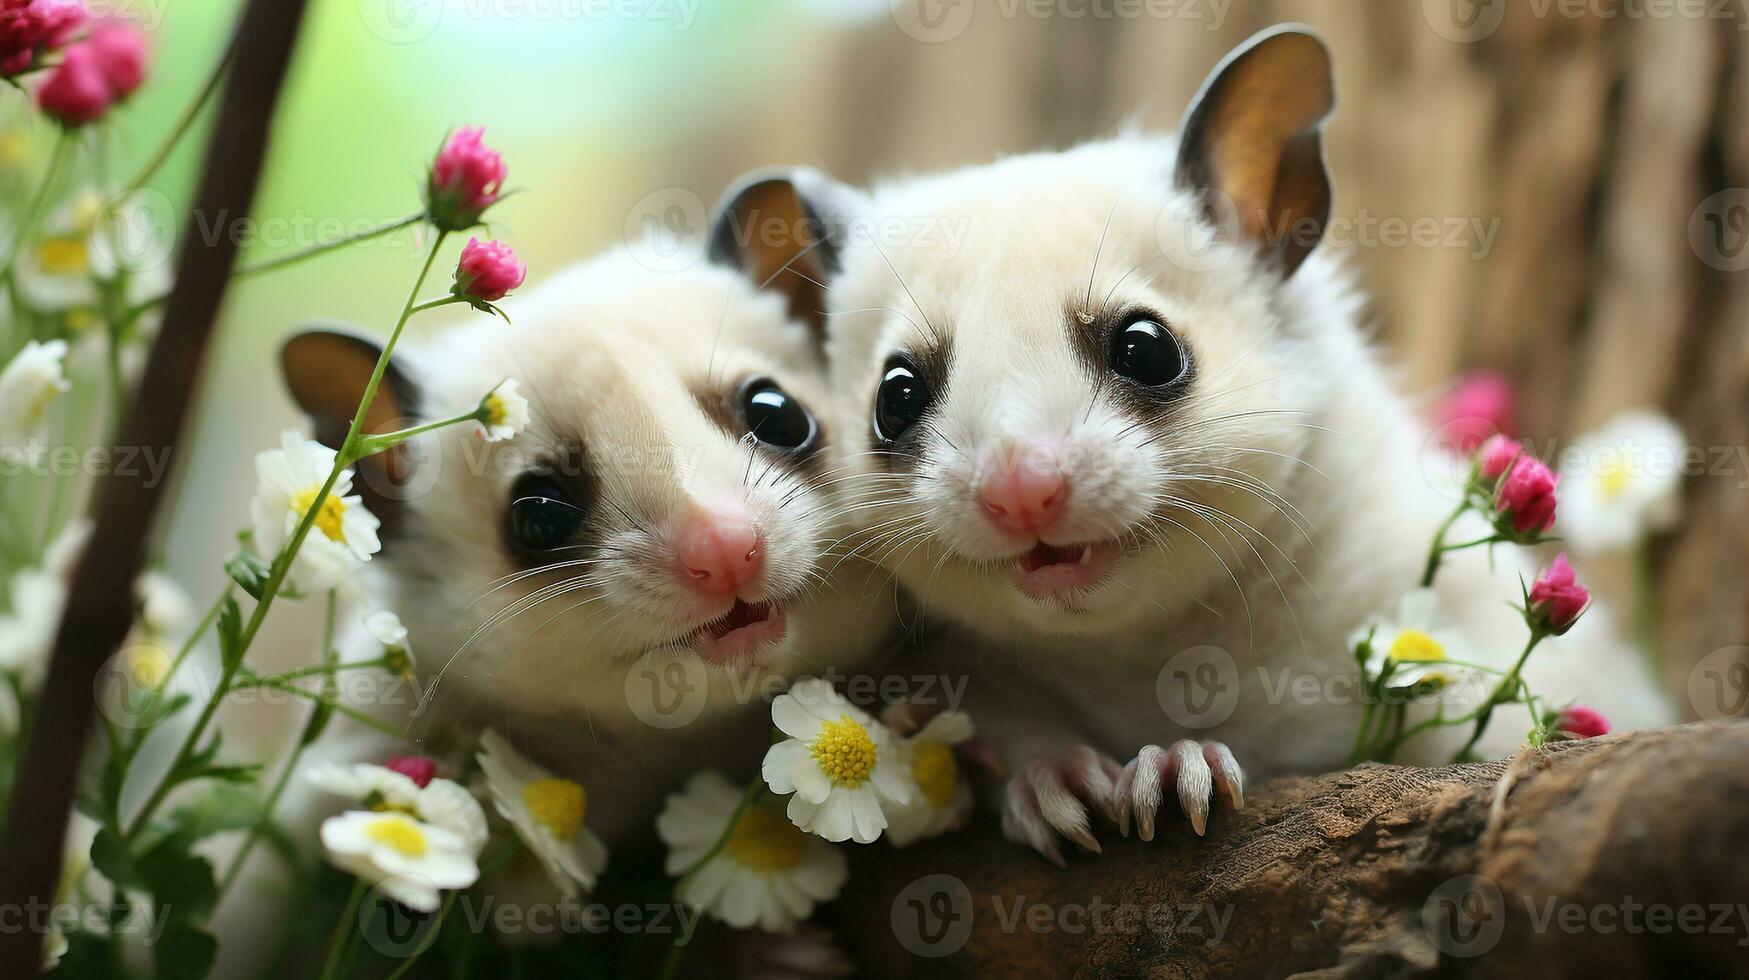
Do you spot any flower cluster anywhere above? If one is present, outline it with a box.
[37,21,146,127]
[0,0,82,77]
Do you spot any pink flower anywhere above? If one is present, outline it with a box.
[453,237,526,303]
[36,42,113,126]
[1554,705,1610,739]
[384,755,437,789]
[0,0,84,77]
[1495,453,1558,535]
[1479,435,1525,480]
[87,22,145,99]
[1431,372,1518,457]
[427,127,506,231]
[1528,553,1589,635]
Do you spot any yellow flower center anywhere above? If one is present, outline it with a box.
[724,805,807,872]
[363,814,428,857]
[1598,457,1632,499]
[911,740,959,808]
[484,391,509,427]
[1387,629,1446,663]
[522,778,586,839]
[37,236,88,277]
[809,714,877,788]
[293,488,349,543]
[127,647,172,689]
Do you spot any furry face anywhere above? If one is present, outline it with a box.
[285,249,890,729]
[824,143,1331,638]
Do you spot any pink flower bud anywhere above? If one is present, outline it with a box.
[88,22,146,99]
[427,127,506,231]
[1554,705,1610,739]
[384,754,437,789]
[1431,372,1517,457]
[36,42,113,127]
[1494,453,1558,535]
[1528,553,1589,635]
[1,0,85,77]
[453,237,525,303]
[1479,435,1525,480]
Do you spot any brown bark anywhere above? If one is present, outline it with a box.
[831,722,1749,979]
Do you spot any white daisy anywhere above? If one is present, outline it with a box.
[476,729,607,898]
[14,189,171,314]
[1557,410,1686,555]
[305,761,488,857]
[320,810,479,913]
[0,568,66,692]
[477,379,529,442]
[250,430,381,591]
[883,712,976,847]
[657,770,848,933]
[1352,588,1473,693]
[761,678,910,844]
[365,609,417,678]
[0,339,71,447]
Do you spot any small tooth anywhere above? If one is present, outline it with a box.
[1078,548,1093,565]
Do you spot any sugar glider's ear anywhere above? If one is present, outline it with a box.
[1174,25,1335,278]
[280,327,423,543]
[708,166,863,339]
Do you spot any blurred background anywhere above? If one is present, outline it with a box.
[24,0,1744,776]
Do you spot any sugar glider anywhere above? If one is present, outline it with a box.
[278,244,894,846]
[709,26,1672,864]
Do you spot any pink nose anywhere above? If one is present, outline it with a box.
[676,508,764,596]
[978,450,1068,535]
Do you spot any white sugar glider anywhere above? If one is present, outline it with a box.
[708,26,1673,865]
[276,244,894,847]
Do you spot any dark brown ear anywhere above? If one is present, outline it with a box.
[280,327,422,543]
[1175,25,1335,278]
[708,167,859,338]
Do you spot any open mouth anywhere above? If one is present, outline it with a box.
[692,600,788,663]
[1014,541,1117,599]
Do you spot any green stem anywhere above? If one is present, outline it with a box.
[123,232,447,840]
[407,295,466,315]
[240,676,406,738]
[352,407,482,458]
[0,131,72,283]
[1420,496,1470,588]
[217,590,339,898]
[123,587,232,759]
[122,30,238,193]
[656,778,765,980]
[236,657,390,685]
[317,880,367,980]
[1347,701,1377,767]
[381,891,458,980]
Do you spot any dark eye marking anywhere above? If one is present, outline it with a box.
[869,336,953,474]
[691,375,827,474]
[1067,300,1194,399]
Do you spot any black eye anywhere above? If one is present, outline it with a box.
[741,380,816,451]
[506,474,585,552]
[874,356,931,442]
[1110,316,1186,388]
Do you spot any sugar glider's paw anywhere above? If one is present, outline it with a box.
[1000,744,1125,868]
[735,925,854,980]
[1116,740,1244,840]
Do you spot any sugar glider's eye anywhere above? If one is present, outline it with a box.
[873,355,930,442]
[1111,315,1187,388]
[506,473,585,552]
[740,379,817,451]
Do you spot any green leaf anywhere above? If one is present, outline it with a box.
[90,826,142,890]
[170,783,262,842]
[216,597,243,670]
[224,550,271,600]
[152,922,217,980]
[138,835,218,924]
